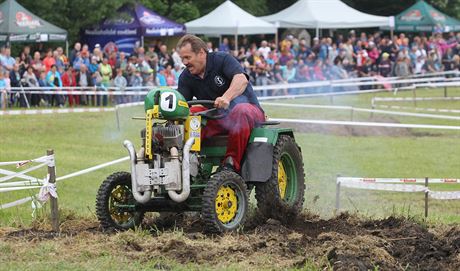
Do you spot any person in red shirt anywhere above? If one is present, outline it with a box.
[43,49,56,73]
[61,66,78,106]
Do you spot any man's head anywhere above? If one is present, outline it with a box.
[74,42,81,51]
[177,34,208,76]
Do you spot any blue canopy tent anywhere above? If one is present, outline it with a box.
[82,3,185,53]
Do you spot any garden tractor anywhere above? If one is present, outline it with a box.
[96,88,305,233]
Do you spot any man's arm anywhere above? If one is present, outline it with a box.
[214,73,247,109]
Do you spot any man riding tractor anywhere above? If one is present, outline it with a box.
[95,35,305,233]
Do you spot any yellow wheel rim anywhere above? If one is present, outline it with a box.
[110,185,130,222]
[215,185,238,224]
[278,161,287,199]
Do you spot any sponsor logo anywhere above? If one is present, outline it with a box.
[430,11,446,21]
[400,10,423,22]
[363,178,376,183]
[15,12,42,28]
[104,12,134,25]
[401,179,416,183]
[442,179,458,183]
[214,75,225,87]
[139,11,164,25]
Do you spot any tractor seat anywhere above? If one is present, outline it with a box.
[202,135,228,147]
[255,121,281,128]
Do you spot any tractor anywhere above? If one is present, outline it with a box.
[96,88,305,233]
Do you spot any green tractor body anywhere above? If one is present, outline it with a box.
[96,88,305,233]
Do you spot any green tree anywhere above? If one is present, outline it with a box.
[343,0,460,19]
[18,0,127,43]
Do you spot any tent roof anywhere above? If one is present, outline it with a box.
[393,0,460,32]
[185,0,276,35]
[85,3,185,37]
[260,0,390,29]
[0,0,67,41]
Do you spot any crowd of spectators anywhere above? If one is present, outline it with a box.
[222,31,460,96]
[1,30,459,108]
[0,40,184,108]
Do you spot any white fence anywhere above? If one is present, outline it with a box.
[335,177,460,217]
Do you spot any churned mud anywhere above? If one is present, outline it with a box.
[2,212,459,270]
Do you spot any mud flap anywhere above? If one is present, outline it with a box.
[241,142,273,182]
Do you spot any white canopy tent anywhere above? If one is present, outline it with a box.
[260,0,391,37]
[185,0,277,49]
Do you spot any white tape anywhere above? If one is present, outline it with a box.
[340,180,427,192]
[373,97,460,102]
[0,156,129,209]
[0,155,54,167]
[0,107,116,116]
[56,156,129,182]
[261,102,460,120]
[0,185,42,192]
[38,175,57,202]
[0,169,37,182]
[338,177,459,184]
[270,118,460,130]
[429,191,460,200]
[375,105,460,114]
[0,180,43,187]
[0,163,47,183]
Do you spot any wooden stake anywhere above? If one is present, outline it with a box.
[47,149,59,232]
[335,174,341,214]
[424,177,429,219]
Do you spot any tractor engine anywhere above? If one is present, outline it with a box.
[136,123,185,192]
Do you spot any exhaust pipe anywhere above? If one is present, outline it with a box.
[123,140,152,204]
[168,137,195,203]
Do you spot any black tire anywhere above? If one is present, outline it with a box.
[202,170,248,233]
[96,172,144,231]
[255,135,305,221]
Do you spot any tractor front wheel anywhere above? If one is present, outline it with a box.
[96,172,144,231]
[202,170,248,233]
[255,135,305,221]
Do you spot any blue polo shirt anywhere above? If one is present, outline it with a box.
[178,52,260,109]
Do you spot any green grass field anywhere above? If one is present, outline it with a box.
[0,87,459,227]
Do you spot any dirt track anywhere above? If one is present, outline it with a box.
[2,213,459,270]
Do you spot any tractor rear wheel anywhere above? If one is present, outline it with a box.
[96,172,144,231]
[255,135,305,221]
[202,170,248,233]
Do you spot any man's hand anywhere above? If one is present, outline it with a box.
[214,96,230,109]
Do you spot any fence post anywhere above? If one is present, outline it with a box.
[424,176,429,219]
[47,149,59,232]
[335,174,341,215]
[444,87,447,98]
[115,105,121,131]
[412,88,417,107]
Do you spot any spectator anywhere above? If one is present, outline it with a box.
[70,42,81,64]
[219,37,230,52]
[378,53,392,77]
[172,63,183,85]
[1,48,16,71]
[46,64,64,107]
[164,64,176,86]
[62,66,78,107]
[113,68,128,104]
[43,49,56,72]
[23,66,40,107]
[100,57,112,106]
[76,64,93,106]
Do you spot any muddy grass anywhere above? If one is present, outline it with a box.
[1,212,459,270]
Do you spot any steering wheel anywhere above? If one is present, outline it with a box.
[187,100,228,120]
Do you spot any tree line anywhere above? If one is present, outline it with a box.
[16,0,460,43]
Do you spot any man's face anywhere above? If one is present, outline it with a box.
[179,43,206,76]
